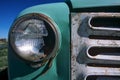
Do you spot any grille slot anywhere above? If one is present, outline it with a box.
[88,47,120,56]
[87,63,120,68]
[86,75,120,80]
[87,47,120,61]
[89,17,120,29]
[89,35,120,40]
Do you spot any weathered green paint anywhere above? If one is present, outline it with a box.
[8,2,70,80]
[70,0,120,8]
[8,0,120,80]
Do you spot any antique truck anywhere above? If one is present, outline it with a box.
[8,0,120,80]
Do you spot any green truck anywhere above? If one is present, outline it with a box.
[8,0,120,80]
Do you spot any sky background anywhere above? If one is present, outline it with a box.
[0,0,64,38]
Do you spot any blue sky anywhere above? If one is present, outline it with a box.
[0,0,64,38]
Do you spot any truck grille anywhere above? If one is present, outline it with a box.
[71,13,120,80]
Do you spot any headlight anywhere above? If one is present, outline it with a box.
[9,13,60,67]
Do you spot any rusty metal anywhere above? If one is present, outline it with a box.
[71,13,120,80]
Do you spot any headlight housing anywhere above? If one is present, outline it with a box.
[9,13,60,67]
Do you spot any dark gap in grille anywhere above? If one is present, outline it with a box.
[87,63,120,68]
[86,75,120,80]
[90,17,120,28]
[88,47,120,56]
[89,35,120,40]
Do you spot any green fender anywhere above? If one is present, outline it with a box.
[70,0,120,8]
[8,2,70,80]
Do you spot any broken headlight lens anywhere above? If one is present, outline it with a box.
[9,13,60,65]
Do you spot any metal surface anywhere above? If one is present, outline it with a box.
[71,13,120,80]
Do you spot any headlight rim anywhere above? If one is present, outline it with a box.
[9,13,61,64]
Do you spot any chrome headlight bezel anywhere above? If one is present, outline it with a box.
[9,13,60,65]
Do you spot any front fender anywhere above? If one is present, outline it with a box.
[8,2,70,80]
